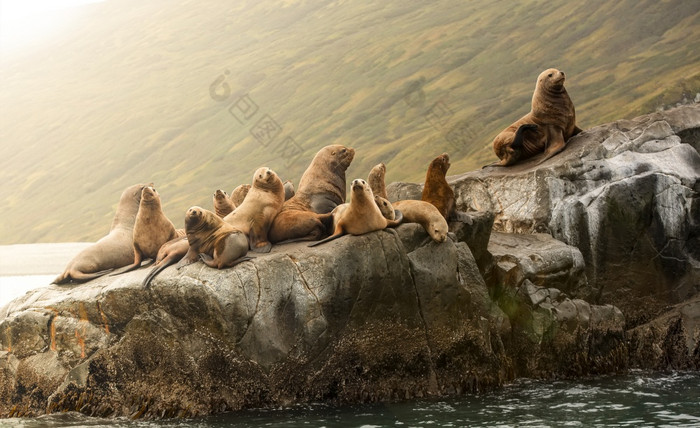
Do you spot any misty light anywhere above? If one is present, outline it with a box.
[0,0,105,55]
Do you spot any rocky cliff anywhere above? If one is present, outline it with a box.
[1,105,698,419]
[390,104,700,327]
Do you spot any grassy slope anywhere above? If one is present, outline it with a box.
[1,0,698,244]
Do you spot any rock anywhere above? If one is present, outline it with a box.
[0,225,518,418]
[487,232,591,299]
[390,104,700,327]
[628,293,700,370]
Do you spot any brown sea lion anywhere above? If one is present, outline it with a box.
[375,195,396,221]
[394,200,448,243]
[180,206,251,269]
[283,180,295,201]
[309,179,402,247]
[421,153,455,221]
[485,68,582,167]
[213,189,235,218]
[53,183,145,284]
[230,184,250,207]
[223,167,285,253]
[110,185,179,276]
[269,145,355,243]
[367,162,388,199]
[141,235,188,287]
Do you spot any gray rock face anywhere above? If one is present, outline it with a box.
[0,220,628,419]
[389,105,700,326]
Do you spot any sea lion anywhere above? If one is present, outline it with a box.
[367,162,388,199]
[180,206,251,269]
[213,189,235,218]
[375,195,396,221]
[283,180,295,201]
[110,185,179,276]
[393,200,448,243]
[53,183,145,284]
[269,145,355,243]
[230,184,250,207]
[142,235,189,287]
[486,68,582,167]
[309,179,402,247]
[421,153,455,221]
[223,167,285,253]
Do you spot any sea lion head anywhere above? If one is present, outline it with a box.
[326,145,355,171]
[213,189,229,201]
[351,178,372,200]
[141,185,159,203]
[538,68,566,92]
[374,195,395,220]
[185,206,205,228]
[430,153,451,174]
[430,219,448,243]
[253,167,283,191]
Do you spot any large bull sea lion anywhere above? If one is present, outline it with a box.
[486,68,581,167]
[269,145,354,243]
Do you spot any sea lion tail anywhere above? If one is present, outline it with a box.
[308,233,343,247]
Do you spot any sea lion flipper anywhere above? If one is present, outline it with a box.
[199,253,217,267]
[386,209,404,228]
[482,160,507,169]
[60,269,115,284]
[538,126,566,164]
[511,123,537,150]
[248,223,272,253]
[308,233,344,247]
[450,210,474,225]
[176,248,198,270]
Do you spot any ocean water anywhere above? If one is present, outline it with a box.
[2,372,699,427]
[0,275,56,308]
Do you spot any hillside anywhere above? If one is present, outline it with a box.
[1,0,699,244]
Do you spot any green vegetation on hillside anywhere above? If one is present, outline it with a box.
[1,0,698,244]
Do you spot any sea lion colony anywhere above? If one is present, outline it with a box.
[54,68,580,284]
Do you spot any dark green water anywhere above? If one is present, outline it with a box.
[4,371,700,427]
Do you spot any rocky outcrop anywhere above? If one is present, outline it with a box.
[0,215,626,418]
[388,104,700,327]
[2,105,697,419]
